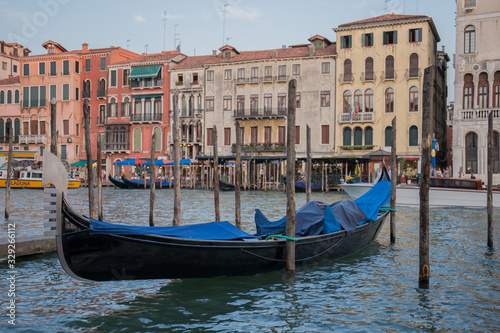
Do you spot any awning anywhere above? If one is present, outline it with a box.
[129,65,161,79]
[132,94,163,99]
[71,159,96,167]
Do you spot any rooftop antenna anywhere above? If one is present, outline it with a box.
[163,11,167,51]
[385,0,390,14]
[126,39,131,49]
[144,44,148,54]
[174,24,181,50]
[223,4,228,46]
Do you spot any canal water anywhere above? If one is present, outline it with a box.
[1,188,499,332]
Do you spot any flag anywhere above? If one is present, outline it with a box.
[349,105,353,119]
[355,103,360,116]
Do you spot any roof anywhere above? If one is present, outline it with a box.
[170,55,214,70]
[112,52,186,66]
[42,40,68,52]
[338,13,430,28]
[0,76,20,86]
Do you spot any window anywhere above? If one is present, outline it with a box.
[177,74,183,84]
[63,119,69,136]
[383,31,398,45]
[296,92,301,108]
[365,57,374,80]
[237,95,244,114]
[321,125,330,144]
[385,55,395,79]
[465,132,477,173]
[264,94,272,114]
[39,62,45,75]
[207,70,214,81]
[250,95,258,114]
[321,91,330,107]
[385,88,394,113]
[224,51,231,58]
[62,84,69,101]
[224,69,232,80]
[409,28,422,43]
[123,69,130,86]
[264,66,272,81]
[223,96,232,111]
[278,126,286,145]
[76,123,79,137]
[322,62,330,74]
[341,35,352,49]
[465,0,476,8]
[264,126,271,144]
[354,127,362,146]
[12,65,17,73]
[50,61,56,76]
[30,86,38,107]
[365,89,373,112]
[313,41,323,50]
[250,126,258,145]
[494,132,499,173]
[478,72,489,109]
[354,90,362,114]
[385,126,392,147]
[362,33,374,47]
[292,64,300,76]
[22,87,29,108]
[463,74,474,109]
[50,85,57,103]
[278,93,286,113]
[494,72,500,108]
[60,145,67,160]
[7,90,12,104]
[251,67,259,82]
[295,126,300,145]
[108,97,117,117]
[224,128,231,146]
[75,61,79,74]
[63,60,69,75]
[409,53,419,78]
[278,65,286,81]
[205,96,214,111]
[40,86,46,107]
[365,127,373,146]
[343,59,352,82]
[85,59,90,72]
[133,128,142,151]
[100,57,106,71]
[343,90,352,114]
[15,90,19,104]
[343,127,352,146]
[0,91,3,104]
[1,62,6,70]
[192,73,198,84]
[23,63,29,76]
[409,125,418,146]
[409,86,419,112]
[122,97,131,117]
[110,70,117,87]
[206,127,214,146]
[464,25,476,54]
[237,68,245,82]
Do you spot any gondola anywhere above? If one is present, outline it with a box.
[121,176,173,189]
[108,176,130,189]
[295,180,323,192]
[42,151,391,281]
[219,179,241,191]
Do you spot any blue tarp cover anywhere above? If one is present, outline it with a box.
[89,219,258,240]
[255,180,391,237]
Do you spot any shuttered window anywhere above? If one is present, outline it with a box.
[344,59,352,82]
[385,56,395,79]
[409,53,419,78]
[365,57,374,80]
[321,125,329,145]
[343,128,352,146]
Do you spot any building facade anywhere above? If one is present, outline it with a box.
[0,41,29,80]
[453,0,500,184]
[334,14,448,182]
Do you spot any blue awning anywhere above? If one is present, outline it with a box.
[129,65,161,79]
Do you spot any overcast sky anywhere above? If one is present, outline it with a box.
[1,0,456,101]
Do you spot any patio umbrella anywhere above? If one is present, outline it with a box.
[167,158,197,166]
[142,159,173,166]
[113,158,147,166]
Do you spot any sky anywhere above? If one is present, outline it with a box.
[0,0,456,101]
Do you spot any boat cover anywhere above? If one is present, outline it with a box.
[88,219,259,240]
[255,180,391,237]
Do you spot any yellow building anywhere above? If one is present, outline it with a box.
[334,14,448,181]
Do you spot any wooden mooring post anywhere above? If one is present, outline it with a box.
[149,133,156,226]
[4,126,13,219]
[487,111,494,247]
[173,94,181,226]
[286,79,297,274]
[306,125,311,202]
[419,65,433,288]
[390,116,397,243]
[213,125,220,222]
[83,100,95,219]
[97,136,103,221]
[235,121,242,228]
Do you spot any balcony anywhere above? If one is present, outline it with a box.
[180,109,203,118]
[103,142,130,152]
[130,78,163,89]
[82,90,91,99]
[361,72,375,82]
[339,74,353,84]
[382,71,397,81]
[97,115,107,126]
[18,135,46,144]
[97,89,106,98]
[460,108,500,120]
[405,69,421,80]
[233,108,287,119]
[339,112,374,124]
[236,78,246,85]
[263,76,274,83]
[130,112,163,123]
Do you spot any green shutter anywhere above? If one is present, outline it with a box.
[418,28,422,42]
[63,84,69,101]
[370,33,374,46]
[50,85,57,102]
[22,87,29,108]
[348,35,352,48]
[0,91,4,104]
[340,36,344,49]
[362,34,365,47]
[15,90,19,104]
[394,31,398,44]
[30,86,38,107]
[40,86,46,107]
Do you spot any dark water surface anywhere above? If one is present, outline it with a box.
[1,188,499,332]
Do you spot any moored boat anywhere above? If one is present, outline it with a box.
[121,176,173,189]
[0,165,81,189]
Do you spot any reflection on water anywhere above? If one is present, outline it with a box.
[1,188,500,332]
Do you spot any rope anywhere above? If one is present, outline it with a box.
[265,235,298,241]
[380,206,397,212]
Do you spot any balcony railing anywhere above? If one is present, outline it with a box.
[180,109,203,117]
[103,142,130,152]
[130,112,163,122]
[82,90,91,99]
[97,89,106,98]
[460,108,500,120]
[233,108,287,119]
[97,115,107,125]
[339,112,374,124]
[130,78,163,89]
[18,135,46,144]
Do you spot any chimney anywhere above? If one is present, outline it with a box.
[212,50,217,57]
[442,45,445,52]
[272,49,277,58]
[308,44,315,56]
[282,45,286,49]
[82,43,88,53]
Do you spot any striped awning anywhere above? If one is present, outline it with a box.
[129,65,161,79]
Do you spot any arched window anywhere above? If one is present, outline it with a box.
[365,57,374,81]
[5,119,12,137]
[133,127,142,152]
[409,53,419,78]
[385,88,394,113]
[343,59,352,82]
[14,118,20,138]
[385,55,395,79]
[365,126,373,146]
[385,126,392,147]
[98,79,106,97]
[122,96,130,117]
[0,119,4,138]
[343,90,352,114]
[30,114,38,135]
[354,90,363,115]
[463,74,474,109]
[109,97,117,117]
[464,25,476,54]
[7,90,12,104]
[494,72,500,108]
[409,125,418,146]
[0,91,4,104]
[14,90,19,104]
[494,131,499,173]
[365,89,373,112]
[409,86,419,112]
[354,127,363,146]
[478,72,489,109]
[465,132,477,174]
[343,127,352,146]
[154,127,162,151]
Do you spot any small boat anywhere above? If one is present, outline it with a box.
[42,151,391,281]
[0,163,81,189]
[295,180,323,192]
[341,176,500,208]
[108,176,130,189]
[121,176,173,189]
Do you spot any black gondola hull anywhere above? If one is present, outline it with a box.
[108,176,130,189]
